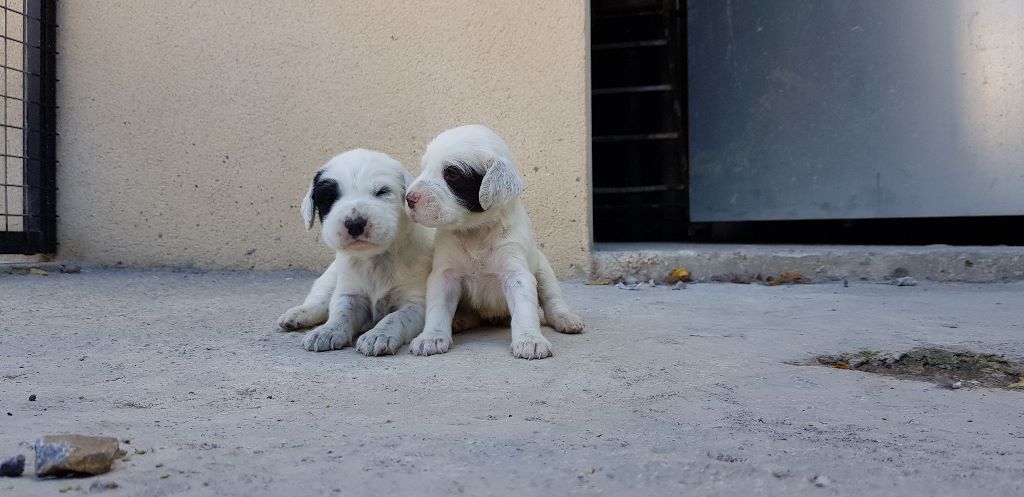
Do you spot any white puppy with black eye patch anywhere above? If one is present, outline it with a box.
[277,149,433,356]
[404,125,584,360]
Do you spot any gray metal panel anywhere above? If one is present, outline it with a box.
[688,0,1024,222]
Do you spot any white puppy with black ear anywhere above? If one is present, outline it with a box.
[404,125,584,360]
[277,149,433,356]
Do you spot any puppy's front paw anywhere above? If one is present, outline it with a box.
[356,332,402,357]
[546,310,584,334]
[511,336,553,360]
[278,305,325,331]
[409,333,452,356]
[301,326,352,352]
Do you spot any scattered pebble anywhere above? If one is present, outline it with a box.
[0,455,25,477]
[89,480,120,492]
[842,277,849,288]
[672,281,686,290]
[936,377,963,389]
[892,276,918,286]
[28,395,36,402]
[811,474,830,487]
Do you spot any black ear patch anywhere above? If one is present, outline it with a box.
[443,164,484,212]
[311,174,340,223]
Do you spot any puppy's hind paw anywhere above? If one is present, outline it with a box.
[409,334,452,356]
[546,310,584,334]
[278,305,325,331]
[356,332,403,357]
[511,336,553,360]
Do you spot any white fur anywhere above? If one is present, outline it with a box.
[278,149,433,356]
[405,125,584,359]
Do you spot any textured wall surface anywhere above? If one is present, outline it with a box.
[56,1,591,274]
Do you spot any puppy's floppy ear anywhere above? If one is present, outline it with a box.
[478,158,523,210]
[300,183,315,230]
[300,170,321,230]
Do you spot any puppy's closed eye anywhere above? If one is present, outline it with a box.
[375,186,392,197]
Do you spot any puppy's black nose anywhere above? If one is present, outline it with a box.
[344,217,367,237]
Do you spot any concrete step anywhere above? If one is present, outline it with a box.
[592,243,1024,283]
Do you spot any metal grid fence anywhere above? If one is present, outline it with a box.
[0,0,56,254]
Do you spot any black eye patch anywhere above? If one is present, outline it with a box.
[311,177,340,222]
[443,163,484,212]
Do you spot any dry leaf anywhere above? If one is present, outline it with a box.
[665,267,692,284]
[584,278,611,286]
[767,271,809,285]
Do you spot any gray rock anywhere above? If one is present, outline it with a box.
[0,454,25,477]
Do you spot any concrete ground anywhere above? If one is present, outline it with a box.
[1,269,1023,496]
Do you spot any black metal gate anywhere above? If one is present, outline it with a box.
[0,0,56,254]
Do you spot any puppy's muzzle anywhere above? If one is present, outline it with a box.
[344,216,368,237]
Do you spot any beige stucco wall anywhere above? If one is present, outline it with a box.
[56,1,591,275]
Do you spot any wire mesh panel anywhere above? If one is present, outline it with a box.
[0,0,56,254]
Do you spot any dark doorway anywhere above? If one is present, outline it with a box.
[592,0,1024,246]
[591,0,687,242]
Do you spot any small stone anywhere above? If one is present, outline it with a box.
[29,395,36,402]
[35,435,126,477]
[89,480,120,492]
[672,281,686,290]
[811,474,830,487]
[0,455,25,477]
[892,276,918,286]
